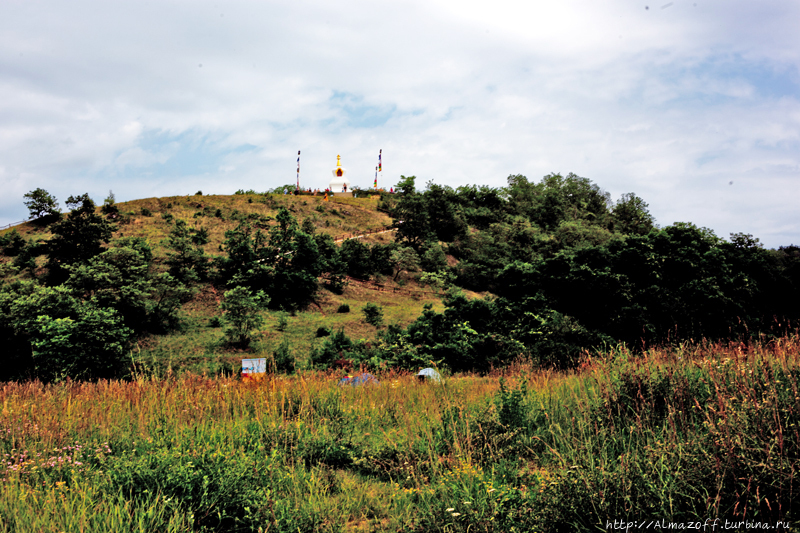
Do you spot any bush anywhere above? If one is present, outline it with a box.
[1,229,27,257]
[220,286,269,347]
[315,326,332,337]
[141,207,152,216]
[276,312,288,332]
[273,337,296,374]
[310,328,359,368]
[337,303,350,313]
[362,302,384,327]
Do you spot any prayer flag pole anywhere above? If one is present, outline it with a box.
[377,149,382,189]
[296,150,300,190]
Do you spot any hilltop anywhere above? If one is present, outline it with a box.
[0,191,454,376]
[2,174,799,381]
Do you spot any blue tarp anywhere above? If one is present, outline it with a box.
[338,373,380,387]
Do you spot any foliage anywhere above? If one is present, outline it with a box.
[362,302,384,327]
[336,303,350,313]
[339,238,372,279]
[45,194,115,285]
[30,305,132,382]
[310,328,357,368]
[272,336,296,374]
[0,229,28,257]
[218,208,326,310]
[0,282,132,381]
[163,219,210,283]
[276,311,289,332]
[495,378,529,431]
[63,240,192,335]
[101,190,119,217]
[6,338,800,531]
[394,175,416,195]
[23,187,61,223]
[390,246,419,281]
[392,182,467,250]
[611,192,656,235]
[219,286,269,347]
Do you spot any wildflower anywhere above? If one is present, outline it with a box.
[452,512,461,517]
[446,508,454,512]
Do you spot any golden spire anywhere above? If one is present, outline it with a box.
[336,154,341,167]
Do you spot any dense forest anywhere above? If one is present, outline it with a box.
[2,174,799,380]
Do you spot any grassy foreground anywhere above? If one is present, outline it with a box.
[2,336,800,532]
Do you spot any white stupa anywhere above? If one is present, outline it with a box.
[329,154,351,192]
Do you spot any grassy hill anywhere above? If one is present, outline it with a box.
[2,192,453,376]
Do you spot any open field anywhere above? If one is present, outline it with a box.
[2,336,799,532]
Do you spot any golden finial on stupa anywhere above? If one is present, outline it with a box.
[336,154,341,167]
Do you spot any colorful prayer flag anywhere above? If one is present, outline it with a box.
[378,149,382,172]
[296,150,300,188]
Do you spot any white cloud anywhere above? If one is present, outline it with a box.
[0,0,798,246]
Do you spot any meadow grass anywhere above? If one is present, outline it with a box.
[135,276,447,376]
[2,335,799,531]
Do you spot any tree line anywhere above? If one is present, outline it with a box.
[1,175,799,380]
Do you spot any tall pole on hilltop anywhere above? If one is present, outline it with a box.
[296,150,300,190]
[374,166,378,190]
[377,149,382,189]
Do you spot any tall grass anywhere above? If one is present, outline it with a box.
[2,335,799,531]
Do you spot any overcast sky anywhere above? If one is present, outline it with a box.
[1,0,798,247]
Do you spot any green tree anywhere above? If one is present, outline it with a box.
[612,192,656,235]
[362,302,384,327]
[1,282,132,381]
[23,188,61,223]
[45,194,115,284]
[390,246,420,281]
[164,219,210,283]
[394,175,416,195]
[0,229,28,257]
[505,173,611,231]
[101,190,119,217]
[218,208,324,310]
[220,286,269,347]
[31,305,132,381]
[339,238,373,279]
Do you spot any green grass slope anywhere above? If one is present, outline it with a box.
[2,193,451,376]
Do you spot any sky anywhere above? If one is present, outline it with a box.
[1,0,799,248]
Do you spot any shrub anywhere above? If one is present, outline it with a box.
[273,337,296,373]
[276,312,289,332]
[337,303,350,313]
[220,286,269,347]
[1,229,27,257]
[310,328,357,368]
[362,302,384,327]
[141,207,152,217]
[315,326,332,337]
